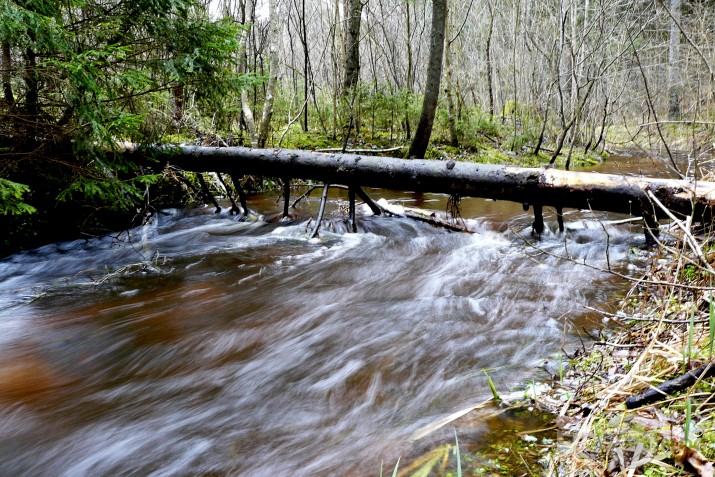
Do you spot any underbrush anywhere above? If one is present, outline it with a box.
[544,219,715,476]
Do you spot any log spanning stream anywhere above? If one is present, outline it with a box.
[0,155,678,475]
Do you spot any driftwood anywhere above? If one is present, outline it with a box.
[625,361,715,409]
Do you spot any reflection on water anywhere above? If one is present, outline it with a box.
[0,155,654,476]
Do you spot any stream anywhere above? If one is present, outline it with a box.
[0,154,673,476]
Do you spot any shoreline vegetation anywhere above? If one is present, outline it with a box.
[543,226,715,477]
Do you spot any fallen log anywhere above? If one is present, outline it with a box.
[128,145,715,222]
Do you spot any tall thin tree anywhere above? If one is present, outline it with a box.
[343,0,364,92]
[408,0,447,158]
[667,0,681,119]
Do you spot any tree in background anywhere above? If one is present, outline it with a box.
[408,0,447,158]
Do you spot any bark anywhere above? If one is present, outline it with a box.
[343,0,364,92]
[301,0,309,132]
[131,145,715,221]
[241,90,258,147]
[239,0,258,146]
[310,183,331,238]
[257,0,281,148]
[172,83,185,123]
[485,1,495,118]
[217,173,241,214]
[1,42,13,106]
[444,12,459,147]
[667,0,682,120]
[403,0,413,141]
[408,0,447,159]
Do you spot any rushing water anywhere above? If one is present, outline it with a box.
[0,155,668,476]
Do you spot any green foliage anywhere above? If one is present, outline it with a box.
[484,371,501,403]
[0,0,247,213]
[0,179,36,215]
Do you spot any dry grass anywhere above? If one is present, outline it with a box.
[544,220,715,476]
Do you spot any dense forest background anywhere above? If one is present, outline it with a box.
[1,0,714,252]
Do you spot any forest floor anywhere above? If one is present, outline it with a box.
[269,127,608,170]
[532,224,715,476]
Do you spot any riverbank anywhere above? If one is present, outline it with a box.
[542,225,715,475]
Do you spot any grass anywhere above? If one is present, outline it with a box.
[709,287,714,359]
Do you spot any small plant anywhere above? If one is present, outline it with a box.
[484,371,501,403]
[689,306,695,356]
[379,457,400,477]
[684,397,693,447]
[454,429,462,477]
[709,288,714,359]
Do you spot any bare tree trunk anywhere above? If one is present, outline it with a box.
[242,90,259,147]
[343,0,364,92]
[1,43,13,106]
[172,83,185,123]
[330,0,341,138]
[404,0,413,140]
[301,0,309,132]
[23,43,39,136]
[238,0,258,146]
[485,0,495,118]
[667,0,682,119]
[408,0,447,158]
[444,8,459,147]
[257,0,281,147]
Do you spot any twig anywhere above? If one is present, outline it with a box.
[625,361,715,409]
[315,146,405,154]
[277,97,309,148]
[646,190,715,276]
[309,183,331,238]
[584,306,710,324]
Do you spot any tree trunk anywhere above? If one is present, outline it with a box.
[241,90,258,147]
[257,0,281,148]
[172,83,185,123]
[485,1,495,118]
[301,0,309,132]
[444,9,459,148]
[23,43,39,136]
[239,0,258,146]
[404,0,413,141]
[343,0,364,92]
[667,0,682,120]
[131,145,715,221]
[1,42,13,106]
[408,0,447,158]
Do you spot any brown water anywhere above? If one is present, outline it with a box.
[0,154,671,476]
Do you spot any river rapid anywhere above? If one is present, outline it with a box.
[0,154,670,476]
